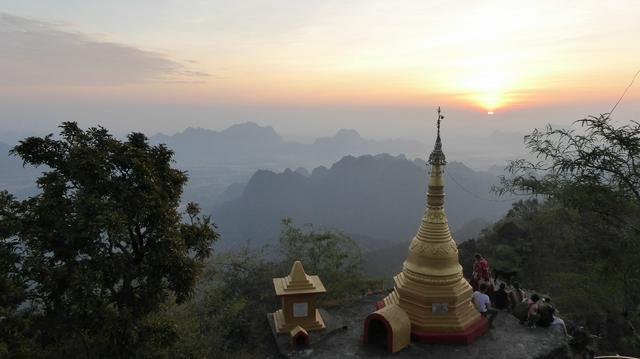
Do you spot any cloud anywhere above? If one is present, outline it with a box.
[0,13,209,86]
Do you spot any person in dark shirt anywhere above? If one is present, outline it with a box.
[537,297,556,328]
[494,282,509,310]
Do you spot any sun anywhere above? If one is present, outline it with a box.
[447,58,517,113]
[465,69,511,112]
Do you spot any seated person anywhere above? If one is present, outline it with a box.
[550,310,568,336]
[494,282,509,310]
[527,293,541,328]
[473,283,498,328]
[508,281,526,312]
[539,296,568,335]
[537,300,555,327]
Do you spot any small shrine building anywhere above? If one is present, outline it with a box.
[272,261,327,334]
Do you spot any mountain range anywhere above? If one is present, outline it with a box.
[149,122,526,206]
[150,122,425,167]
[211,153,516,252]
[150,123,427,205]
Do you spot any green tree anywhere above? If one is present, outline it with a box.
[164,219,372,358]
[0,191,35,358]
[496,114,640,309]
[497,114,639,227]
[5,122,219,358]
[485,114,640,354]
[165,248,281,359]
[279,218,367,301]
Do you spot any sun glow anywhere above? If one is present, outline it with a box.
[444,63,517,113]
[3,1,639,112]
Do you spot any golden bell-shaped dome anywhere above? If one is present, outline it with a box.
[403,161,463,281]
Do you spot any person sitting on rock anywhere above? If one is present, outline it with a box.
[494,282,509,310]
[537,297,556,328]
[473,283,498,328]
[526,293,541,328]
[538,296,569,337]
[549,307,568,336]
[509,281,526,312]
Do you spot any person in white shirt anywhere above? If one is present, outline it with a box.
[473,283,498,328]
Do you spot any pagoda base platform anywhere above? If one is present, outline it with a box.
[275,294,569,359]
[267,308,347,354]
[376,299,488,344]
[272,309,326,334]
[411,316,488,344]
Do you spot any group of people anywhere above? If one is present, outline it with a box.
[470,254,567,335]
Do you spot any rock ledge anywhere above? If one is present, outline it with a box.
[281,294,569,359]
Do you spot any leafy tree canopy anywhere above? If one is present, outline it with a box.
[467,114,640,354]
[2,122,219,358]
[163,218,375,358]
[497,114,640,223]
[279,218,367,301]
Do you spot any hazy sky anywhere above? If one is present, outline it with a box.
[0,1,639,141]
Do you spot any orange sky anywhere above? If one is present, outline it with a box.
[1,1,639,137]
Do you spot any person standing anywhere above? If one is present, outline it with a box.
[472,253,492,292]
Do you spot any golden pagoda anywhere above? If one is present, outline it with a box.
[379,107,487,344]
[272,261,327,334]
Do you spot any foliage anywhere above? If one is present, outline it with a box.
[471,114,640,355]
[164,248,281,359]
[497,114,640,201]
[279,218,369,301]
[495,114,640,307]
[2,122,219,358]
[164,219,372,358]
[496,114,640,244]
[0,191,35,358]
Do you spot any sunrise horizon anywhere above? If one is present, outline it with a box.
[1,1,639,139]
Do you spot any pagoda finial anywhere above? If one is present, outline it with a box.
[428,107,446,165]
[437,106,442,139]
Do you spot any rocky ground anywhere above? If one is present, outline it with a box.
[268,293,569,359]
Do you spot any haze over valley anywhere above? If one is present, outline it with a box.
[1,121,522,254]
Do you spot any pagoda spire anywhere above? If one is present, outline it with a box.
[428,106,446,166]
[426,107,447,211]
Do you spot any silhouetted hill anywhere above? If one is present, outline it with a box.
[151,123,428,205]
[309,129,424,160]
[151,123,425,168]
[150,122,288,166]
[454,218,491,242]
[212,154,514,250]
[0,141,41,199]
[0,141,18,172]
